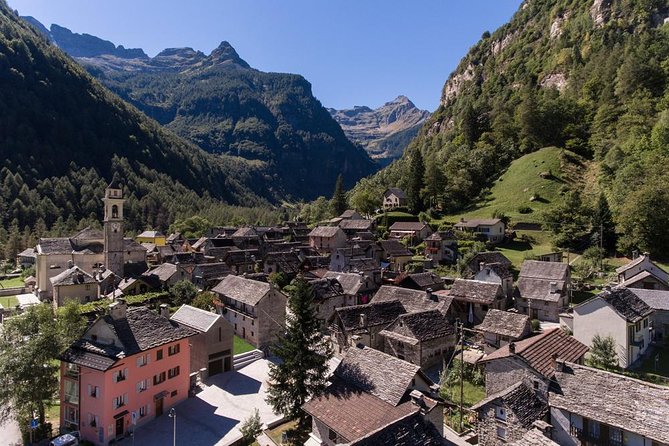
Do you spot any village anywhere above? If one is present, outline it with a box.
[1,178,667,446]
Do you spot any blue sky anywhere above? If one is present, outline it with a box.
[9,0,523,111]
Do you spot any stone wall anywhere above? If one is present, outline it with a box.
[484,357,547,397]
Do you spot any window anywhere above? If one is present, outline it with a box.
[136,379,148,393]
[139,405,148,418]
[635,321,641,332]
[88,413,99,428]
[251,331,254,337]
[88,385,100,398]
[168,366,180,379]
[111,205,119,219]
[156,349,164,361]
[610,427,623,445]
[588,419,600,439]
[113,394,127,409]
[218,327,222,342]
[643,318,649,328]
[496,426,507,440]
[65,363,79,379]
[171,390,178,397]
[495,406,507,421]
[153,371,166,385]
[136,354,148,367]
[114,368,128,382]
[168,344,180,356]
[64,406,78,424]
[64,380,79,405]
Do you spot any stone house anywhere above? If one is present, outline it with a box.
[476,262,514,299]
[573,287,653,369]
[377,240,413,272]
[338,209,363,220]
[515,260,570,322]
[447,279,507,325]
[424,231,458,265]
[308,226,347,253]
[382,188,407,209]
[231,226,262,250]
[471,381,548,446]
[200,237,235,261]
[477,309,531,353]
[380,309,456,369]
[59,300,196,445]
[309,277,348,329]
[371,285,452,314]
[190,262,231,290]
[302,345,442,446]
[221,249,260,274]
[549,361,669,446]
[465,252,512,276]
[479,328,589,397]
[630,288,669,341]
[142,263,187,289]
[454,218,506,244]
[212,275,287,350]
[616,253,669,290]
[115,276,153,296]
[331,300,407,352]
[388,221,433,243]
[50,265,100,309]
[262,251,302,276]
[17,247,36,268]
[171,304,234,378]
[323,271,378,305]
[338,219,376,238]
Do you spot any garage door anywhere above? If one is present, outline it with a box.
[208,359,223,376]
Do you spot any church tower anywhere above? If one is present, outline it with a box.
[103,174,125,278]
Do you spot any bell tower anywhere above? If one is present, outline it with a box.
[103,174,125,278]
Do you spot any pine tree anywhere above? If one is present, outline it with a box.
[330,174,347,216]
[266,278,333,424]
[424,161,445,209]
[407,148,425,213]
[591,192,616,252]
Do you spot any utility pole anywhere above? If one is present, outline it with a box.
[600,223,604,272]
[459,321,464,432]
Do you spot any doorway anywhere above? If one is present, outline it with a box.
[115,417,124,438]
[155,397,164,416]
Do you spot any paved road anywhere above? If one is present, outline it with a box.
[131,359,282,446]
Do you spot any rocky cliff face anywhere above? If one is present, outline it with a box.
[328,96,429,164]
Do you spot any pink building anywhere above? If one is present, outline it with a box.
[59,300,196,445]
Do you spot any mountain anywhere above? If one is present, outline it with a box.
[352,0,669,256]
[26,20,378,199]
[328,96,430,165]
[0,3,279,237]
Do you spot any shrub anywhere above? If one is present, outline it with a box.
[531,319,541,331]
[518,206,533,214]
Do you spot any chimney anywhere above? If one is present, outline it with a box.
[479,261,486,272]
[409,390,425,409]
[642,251,649,258]
[632,250,638,259]
[109,298,127,320]
[159,304,170,319]
[67,260,74,269]
[509,342,516,354]
[426,288,438,302]
[552,353,564,372]
[550,281,557,293]
[359,313,367,327]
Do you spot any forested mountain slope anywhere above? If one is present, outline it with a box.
[26,20,377,200]
[353,0,669,255]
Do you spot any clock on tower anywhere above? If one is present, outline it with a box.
[103,174,125,278]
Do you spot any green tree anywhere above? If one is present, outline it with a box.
[330,174,347,216]
[407,148,426,212]
[266,278,332,423]
[169,216,212,239]
[239,408,263,444]
[191,292,217,311]
[587,334,618,371]
[591,192,616,252]
[170,280,198,306]
[424,161,446,209]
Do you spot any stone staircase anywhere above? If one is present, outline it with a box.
[233,349,264,370]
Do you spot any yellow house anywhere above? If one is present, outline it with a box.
[136,230,166,246]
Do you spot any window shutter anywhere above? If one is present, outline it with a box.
[88,385,92,397]
[147,403,151,415]
[125,367,128,378]
[124,393,128,405]
[96,387,100,398]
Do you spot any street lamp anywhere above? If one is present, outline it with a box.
[168,407,176,446]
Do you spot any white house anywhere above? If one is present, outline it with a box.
[453,218,505,244]
[616,253,669,290]
[573,287,653,369]
[382,188,407,209]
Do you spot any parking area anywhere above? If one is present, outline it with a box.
[131,359,281,446]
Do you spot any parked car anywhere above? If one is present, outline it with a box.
[49,433,79,446]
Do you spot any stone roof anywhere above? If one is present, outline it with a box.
[425,231,455,241]
[334,345,429,406]
[323,272,363,296]
[384,187,406,199]
[302,378,417,443]
[143,263,178,282]
[481,328,589,377]
[371,285,446,313]
[382,310,455,342]
[123,238,147,252]
[232,227,259,238]
[469,251,512,268]
[471,381,547,429]
[166,232,183,242]
[477,309,530,339]
[339,209,360,219]
[18,247,36,258]
[550,362,669,444]
[621,270,668,287]
[629,288,669,311]
[309,226,343,238]
[171,304,221,332]
[71,226,103,243]
[448,279,502,305]
[339,219,374,231]
[336,301,407,331]
[403,272,444,289]
[511,428,559,446]
[141,242,157,253]
[351,411,447,446]
[264,251,302,274]
[389,221,430,232]
[310,278,345,301]
[193,262,232,279]
[595,287,654,323]
[516,278,565,302]
[137,230,164,238]
[615,254,651,274]
[519,260,569,281]
[37,237,75,255]
[62,306,197,371]
[346,257,380,273]
[480,262,513,280]
[50,266,97,287]
[212,275,271,306]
